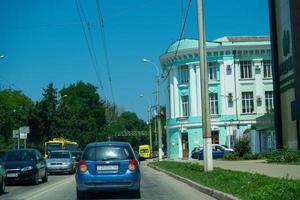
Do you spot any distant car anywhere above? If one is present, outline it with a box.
[2,149,48,185]
[214,144,235,153]
[76,142,141,199]
[191,146,203,159]
[0,159,6,194]
[139,145,151,159]
[71,151,82,168]
[46,150,76,174]
[151,151,158,159]
[71,151,82,160]
[197,144,235,160]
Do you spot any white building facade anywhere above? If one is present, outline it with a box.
[159,36,274,159]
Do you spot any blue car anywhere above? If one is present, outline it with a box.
[197,144,235,160]
[75,142,141,199]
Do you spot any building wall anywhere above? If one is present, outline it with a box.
[161,38,273,158]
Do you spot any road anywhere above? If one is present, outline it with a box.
[1,162,215,200]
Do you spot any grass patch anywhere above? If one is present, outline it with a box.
[149,161,300,200]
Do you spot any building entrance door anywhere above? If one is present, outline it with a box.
[212,130,220,144]
[181,132,189,158]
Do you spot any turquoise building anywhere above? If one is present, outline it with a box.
[159,36,273,159]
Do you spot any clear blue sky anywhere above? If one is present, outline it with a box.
[0,0,270,121]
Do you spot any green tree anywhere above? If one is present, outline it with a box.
[27,83,59,151]
[105,111,148,149]
[0,89,33,151]
[57,81,106,148]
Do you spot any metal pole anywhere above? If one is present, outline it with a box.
[156,76,163,160]
[196,0,213,171]
[148,107,153,153]
[18,128,20,149]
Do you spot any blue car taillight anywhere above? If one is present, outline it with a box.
[128,159,138,171]
[79,160,87,172]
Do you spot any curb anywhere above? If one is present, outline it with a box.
[147,163,240,200]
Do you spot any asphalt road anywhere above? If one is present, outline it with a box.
[1,162,215,200]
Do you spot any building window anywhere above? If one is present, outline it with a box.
[242,92,254,113]
[209,93,219,115]
[265,91,274,113]
[208,62,217,81]
[240,61,252,79]
[263,60,272,78]
[181,95,189,117]
[180,65,189,84]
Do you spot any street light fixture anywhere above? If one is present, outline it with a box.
[142,58,163,160]
[139,93,153,154]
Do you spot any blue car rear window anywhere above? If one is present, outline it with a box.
[83,146,134,161]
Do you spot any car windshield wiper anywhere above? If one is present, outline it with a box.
[101,157,121,161]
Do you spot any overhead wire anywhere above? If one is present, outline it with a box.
[161,0,193,84]
[95,0,115,104]
[74,0,106,98]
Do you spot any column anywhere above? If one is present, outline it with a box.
[189,65,197,116]
[173,66,179,118]
[196,64,201,116]
[169,68,174,118]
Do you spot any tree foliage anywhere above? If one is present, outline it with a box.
[0,89,33,152]
[0,81,148,154]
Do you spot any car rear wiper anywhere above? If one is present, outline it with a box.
[101,157,121,161]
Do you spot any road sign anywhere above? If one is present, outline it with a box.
[20,133,27,139]
[12,130,19,138]
[20,126,30,134]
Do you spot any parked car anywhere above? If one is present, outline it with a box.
[0,159,6,194]
[46,150,76,174]
[2,149,48,185]
[76,142,141,199]
[197,144,235,160]
[191,146,203,159]
[214,144,235,153]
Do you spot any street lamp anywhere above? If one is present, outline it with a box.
[139,93,153,154]
[142,58,163,160]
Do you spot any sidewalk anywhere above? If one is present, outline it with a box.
[170,159,300,180]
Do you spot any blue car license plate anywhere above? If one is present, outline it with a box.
[97,165,118,171]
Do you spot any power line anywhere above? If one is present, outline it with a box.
[162,0,193,84]
[74,0,106,98]
[96,0,115,104]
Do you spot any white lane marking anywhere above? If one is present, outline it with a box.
[13,176,74,200]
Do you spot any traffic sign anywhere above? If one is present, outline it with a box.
[20,126,30,134]
[20,133,27,139]
[12,130,19,138]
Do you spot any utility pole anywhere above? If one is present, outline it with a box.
[143,58,163,160]
[156,75,163,160]
[197,0,213,171]
[148,107,153,153]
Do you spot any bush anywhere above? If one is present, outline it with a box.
[243,153,260,160]
[234,135,250,157]
[222,153,240,160]
[266,149,300,164]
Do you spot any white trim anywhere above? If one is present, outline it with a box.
[173,67,179,118]
[178,132,183,158]
[189,65,197,116]
[170,68,175,118]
